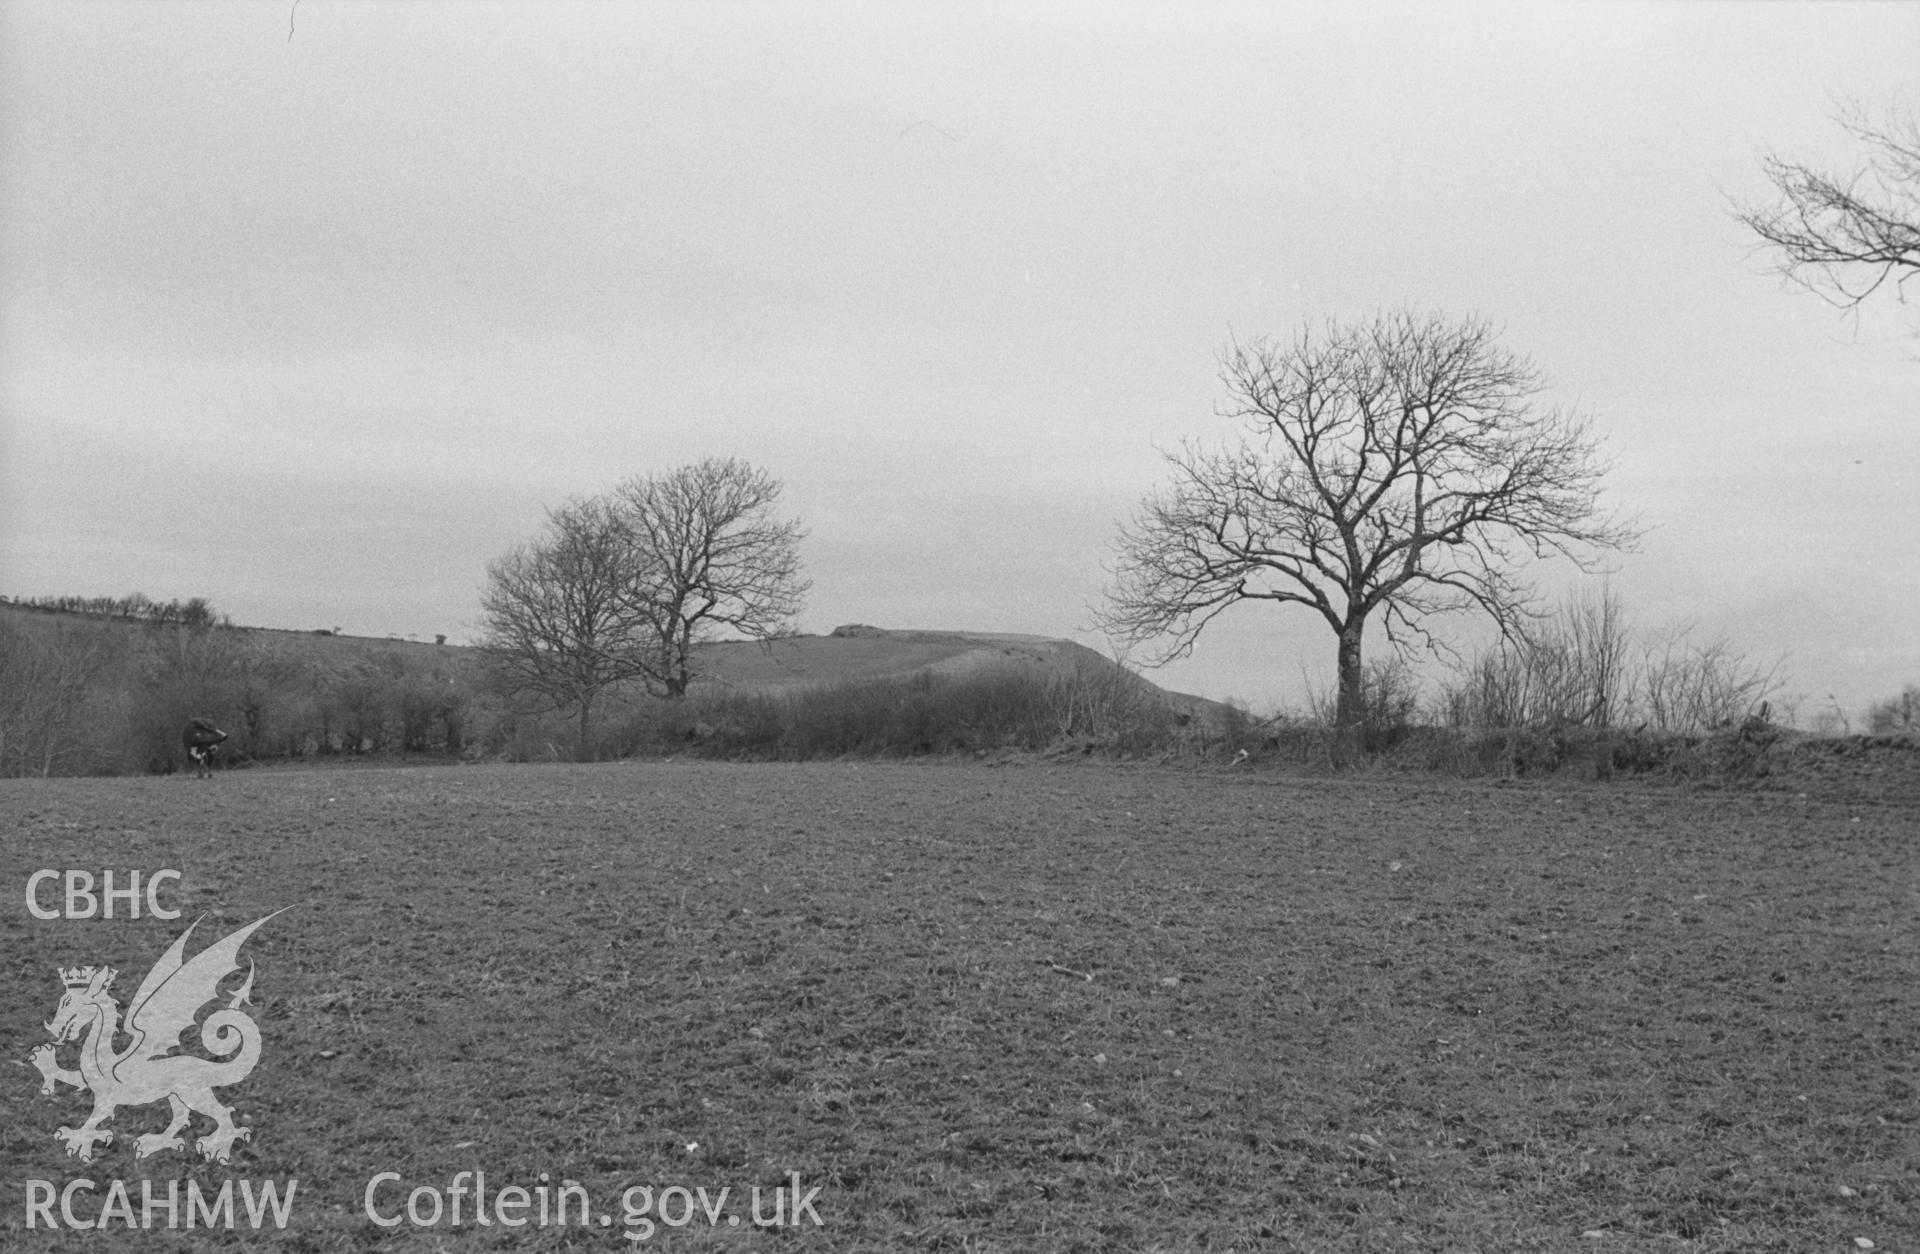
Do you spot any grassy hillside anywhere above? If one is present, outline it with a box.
[693,626,1233,726]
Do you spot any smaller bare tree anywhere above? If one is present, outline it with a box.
[478,497,652,759]
[1509,585,1632,728]
[611,457,809,699]
[1636,625,1781,732]
[1734,105,1920,328]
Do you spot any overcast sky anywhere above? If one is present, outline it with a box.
[2,2,1915,719]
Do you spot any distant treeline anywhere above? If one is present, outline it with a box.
[5,592,228,628]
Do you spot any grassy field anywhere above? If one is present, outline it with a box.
[2,760,1914,1251]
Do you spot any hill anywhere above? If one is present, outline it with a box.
[691,625,1236,730]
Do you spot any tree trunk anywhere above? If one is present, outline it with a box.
[1333,618,1366,765]
[576,693,595,762]
[667,630,693,699]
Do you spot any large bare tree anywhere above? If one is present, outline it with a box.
[1734,106,1920,326]
[478,496,651,759]
[611,457,809,699]
[1099,311,1634,756]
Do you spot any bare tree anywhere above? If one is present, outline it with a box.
[1734,106,1920,326]
[478,496,651,759]
[1099,311,1634,758]
[1636,625,1781,732]
[610,457,809,699]
[1438,585,1632,730]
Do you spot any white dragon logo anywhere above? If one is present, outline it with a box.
[29,911,285,1165]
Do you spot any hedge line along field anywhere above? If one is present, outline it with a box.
[2,761,1913,1251]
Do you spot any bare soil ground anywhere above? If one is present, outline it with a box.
[2,762,1914,1251]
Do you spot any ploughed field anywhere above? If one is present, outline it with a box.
[2,761,1914,1251]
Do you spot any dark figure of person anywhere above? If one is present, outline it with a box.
[182,718,228,778]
